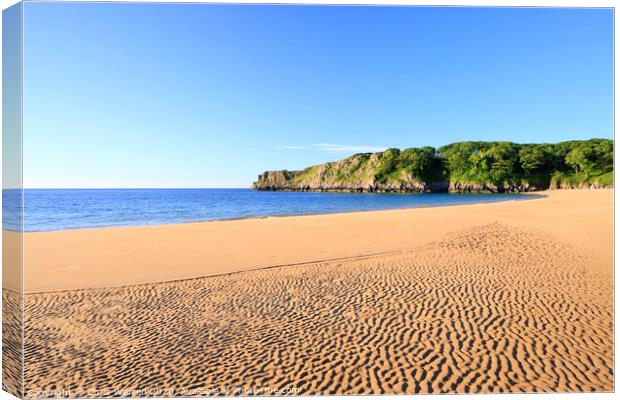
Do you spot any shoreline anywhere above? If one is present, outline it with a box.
[16,191,544,234]
[6,189,612,293]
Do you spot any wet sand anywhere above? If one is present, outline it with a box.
[4,190,614,396]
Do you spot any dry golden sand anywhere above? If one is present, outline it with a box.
[3,190,614,396]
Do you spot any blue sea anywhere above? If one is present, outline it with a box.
[2,189,539,232]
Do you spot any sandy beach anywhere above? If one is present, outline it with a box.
[5,189,614,395]
[9,190,613,293]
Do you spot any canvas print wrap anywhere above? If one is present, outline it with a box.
[3,2,24,397]
[1,2,614,398]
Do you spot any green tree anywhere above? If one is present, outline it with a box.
[565,144,598,176]
[399,146,442,182]
[438,142,485,182]
[519,145,547,174]
[595,140,614,173]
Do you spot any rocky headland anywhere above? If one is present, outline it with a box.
[253,139,613,193]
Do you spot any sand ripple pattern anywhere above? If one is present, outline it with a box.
[19,223,613,397]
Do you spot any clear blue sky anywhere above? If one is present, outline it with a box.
[23,3,613,188]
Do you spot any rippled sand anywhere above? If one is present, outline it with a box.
[14,217,613,397]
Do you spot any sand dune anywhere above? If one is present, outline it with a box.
[3,190,613,396]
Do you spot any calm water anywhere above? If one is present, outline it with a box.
[3,189,539,232]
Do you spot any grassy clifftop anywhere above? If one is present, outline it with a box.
[253,139,613,193]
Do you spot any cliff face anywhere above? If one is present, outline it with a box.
[254,153,427,192]
[253,140,613,193]
[254,153,429,192]
[253,153,478,193]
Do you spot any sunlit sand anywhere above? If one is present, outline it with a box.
[4,189,613,395]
